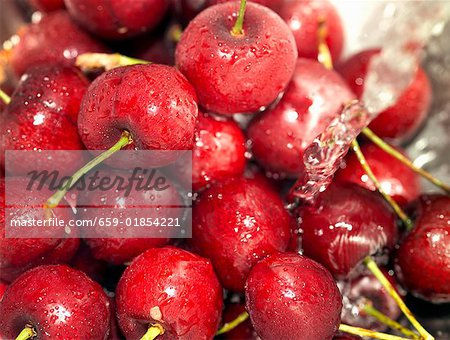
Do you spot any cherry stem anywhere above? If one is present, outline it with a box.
[140,324,164,340]
[363,305,420,339]
[0,88,11,104]
[44,131,132,218]
[362,127,450,194]
[364,257,435,340]
[317,17,333,70]
[231,0,247,36]
[216,311,249,335]
[351,139,413,230]
[339,324,413,340]
[75,53,149,72]
[169,24,183,43]
[15,326,36,340]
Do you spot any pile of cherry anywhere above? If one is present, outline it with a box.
[0,0,449,339]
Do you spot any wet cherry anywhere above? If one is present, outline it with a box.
[116,247,223,339]
[176,1,297,115]
[0,265,110,340]
[395,194,450,303]
[247,58,355,177]
[190,177,293,291]
[337,49,432,141]
[245,252,342,340]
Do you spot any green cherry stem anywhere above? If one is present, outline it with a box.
[15,326,36,340]
[44,131,132,218]
[216,311,249,335]
[75,53,149,72]
[339,324,412,340]
[140,324,164,340]
[0,88,11,104]
[362,305,420,339]
[362,127,450,193]
[351,139,413,230]
[231,0,247,36]
[364,257,435,340]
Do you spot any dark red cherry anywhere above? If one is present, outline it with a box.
[245,252,342,340]
[335,143,421,206]
[128,29,175,65]
[340,270,400,331]
[220,302,258,340]
[395,194,450,303]
[299,182,398,279]
[278,0,344,62]
[0,265,110,340]
[30,0,65,12]
[0,178,79,283]
[190,177,293,291]
[64,0,169,40]
[9,11,108,76]
[337,49,432,141]
[80,169,182,264]
[333,333,362,340]
[116,247,223,339]
[78,64,198,167]
[176,2,297,115]
[247,58,355,177]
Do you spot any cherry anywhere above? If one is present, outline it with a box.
[80,169,182,264]
[395,194,450,303]
[337,49,432,141]
[278,0,344,62]
[30,0,65,12]
[116,247,223,339]
[333,333,362,340]
[64,0,170,40]
[208,0,284,12]
[189,177,293,291]
[0,281,8,300]
[245,252,342,340]
[78,64,198,167]
[335,143,421,206]
[0,177,79,283]
[175,1,297,115]
[0,265,110,340]
[299,182,398,279]
[247,58,355,177]
[8,11,108,76]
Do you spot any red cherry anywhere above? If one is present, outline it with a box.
[0,281,8,301]
[0,265,110,340]
[0,178,79,283]
[30,0,65,12]
[337,49,432,141]
[116,247,223,339]
[190,177,293,291]
[247,58,355,177]
[245,252,342,340]
[64,0,170,40]
[299,182,398,279]
[9,11,108,76]
[335,143,421,206]
[208,0,284,12]
[78,64,198,167]
[175,2,297,115]
[278,0,344,62]
[395,194,450,303]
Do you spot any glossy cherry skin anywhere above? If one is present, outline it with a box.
[245,252,342,340]
[247,58,355,177]
[299,182,398,279]
[278,0,344,62]
[116,247,223,339]
[337,49,432,141]
[340,270,400,331]
[190,177,293,291]
[0,178,79,283]
[0,265,110,340]
[176,2,297,115]
[31,0,65,11]
[9,11,107,76]
[335,143,421,206]
[65,0,169,40]
[80,169,181,264]
[78,64,198,167]
[395,195,450,303]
